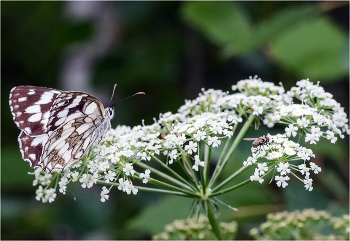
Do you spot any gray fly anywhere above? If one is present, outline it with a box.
[243,135,270,149]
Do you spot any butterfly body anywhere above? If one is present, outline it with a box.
[9,86,114,172]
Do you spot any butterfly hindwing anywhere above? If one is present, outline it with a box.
[18,131,48,168]
[9,86,61,136]
[40,115,105,172]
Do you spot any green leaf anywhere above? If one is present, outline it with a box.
[221,4,316,58]
[283,180,329,211]
[128,195,192,235]
[181,1,251,54]
[271,17,348,81]
[1,146,34,191]
[251,5,315,48]
[322,170,349,201]
[304,138,347,161]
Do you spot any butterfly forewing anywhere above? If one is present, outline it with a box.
[9,86,61,136]
[9,86,113,173]
[46,92,105,134]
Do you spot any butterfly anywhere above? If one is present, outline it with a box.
[9,85,143,173]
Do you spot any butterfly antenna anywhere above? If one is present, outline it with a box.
[108,84,118,107]
[110,92,145,108]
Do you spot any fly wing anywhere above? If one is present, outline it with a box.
[243,138,258,141]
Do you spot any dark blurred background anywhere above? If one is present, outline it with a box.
[1,1,349,239]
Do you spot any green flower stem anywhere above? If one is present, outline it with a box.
[176,158,197,188]
[290,171,304,182]
[52,172,59,190]
[135,161,194,192]
[210,165,275,197]
[188,200,199,218]
[203,143,211,190]
[211,165,250,193]
[209,115,255,188]
[206,199,223,240]
[198,142,205,193]
[208,137,230,188]
[151,155,196,191]
[180,147,200,187]
[97,180,188,197]
[133,175,198,197]
[209,179,251,197]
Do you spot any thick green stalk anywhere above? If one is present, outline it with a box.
[151,155,195,191]
[209,115,255,188]
[206,199,222,240]
[135,161,193,191]
[97,180,188,197]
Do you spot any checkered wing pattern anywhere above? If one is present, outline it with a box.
[9,86,61,136]
[46,91,105,134]
[41,115,108,172]
[9,86,113,172]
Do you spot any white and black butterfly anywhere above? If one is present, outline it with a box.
[9,85,121,173]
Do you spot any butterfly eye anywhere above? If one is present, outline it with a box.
[64,100,69,105]
[106,108,114,118]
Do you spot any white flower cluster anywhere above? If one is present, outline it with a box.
[31,111,241,202]
[276,79,348,144]
[247,134,320,191]
[232,75,285,96]
[161,112,242,164]
[33,165,83,203]
[28,76,348,203]
[178,83,276,119]
[117,178,138,195]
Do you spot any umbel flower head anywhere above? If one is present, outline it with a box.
[28,76,348,206]
[246,134,319,191]
[153,214,238,240]
[250,209,349,240]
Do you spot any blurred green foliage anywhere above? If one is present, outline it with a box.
[182,2,348,81]
[1,1,348,239]
[250,209,349,240]
[153,214,238,240]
